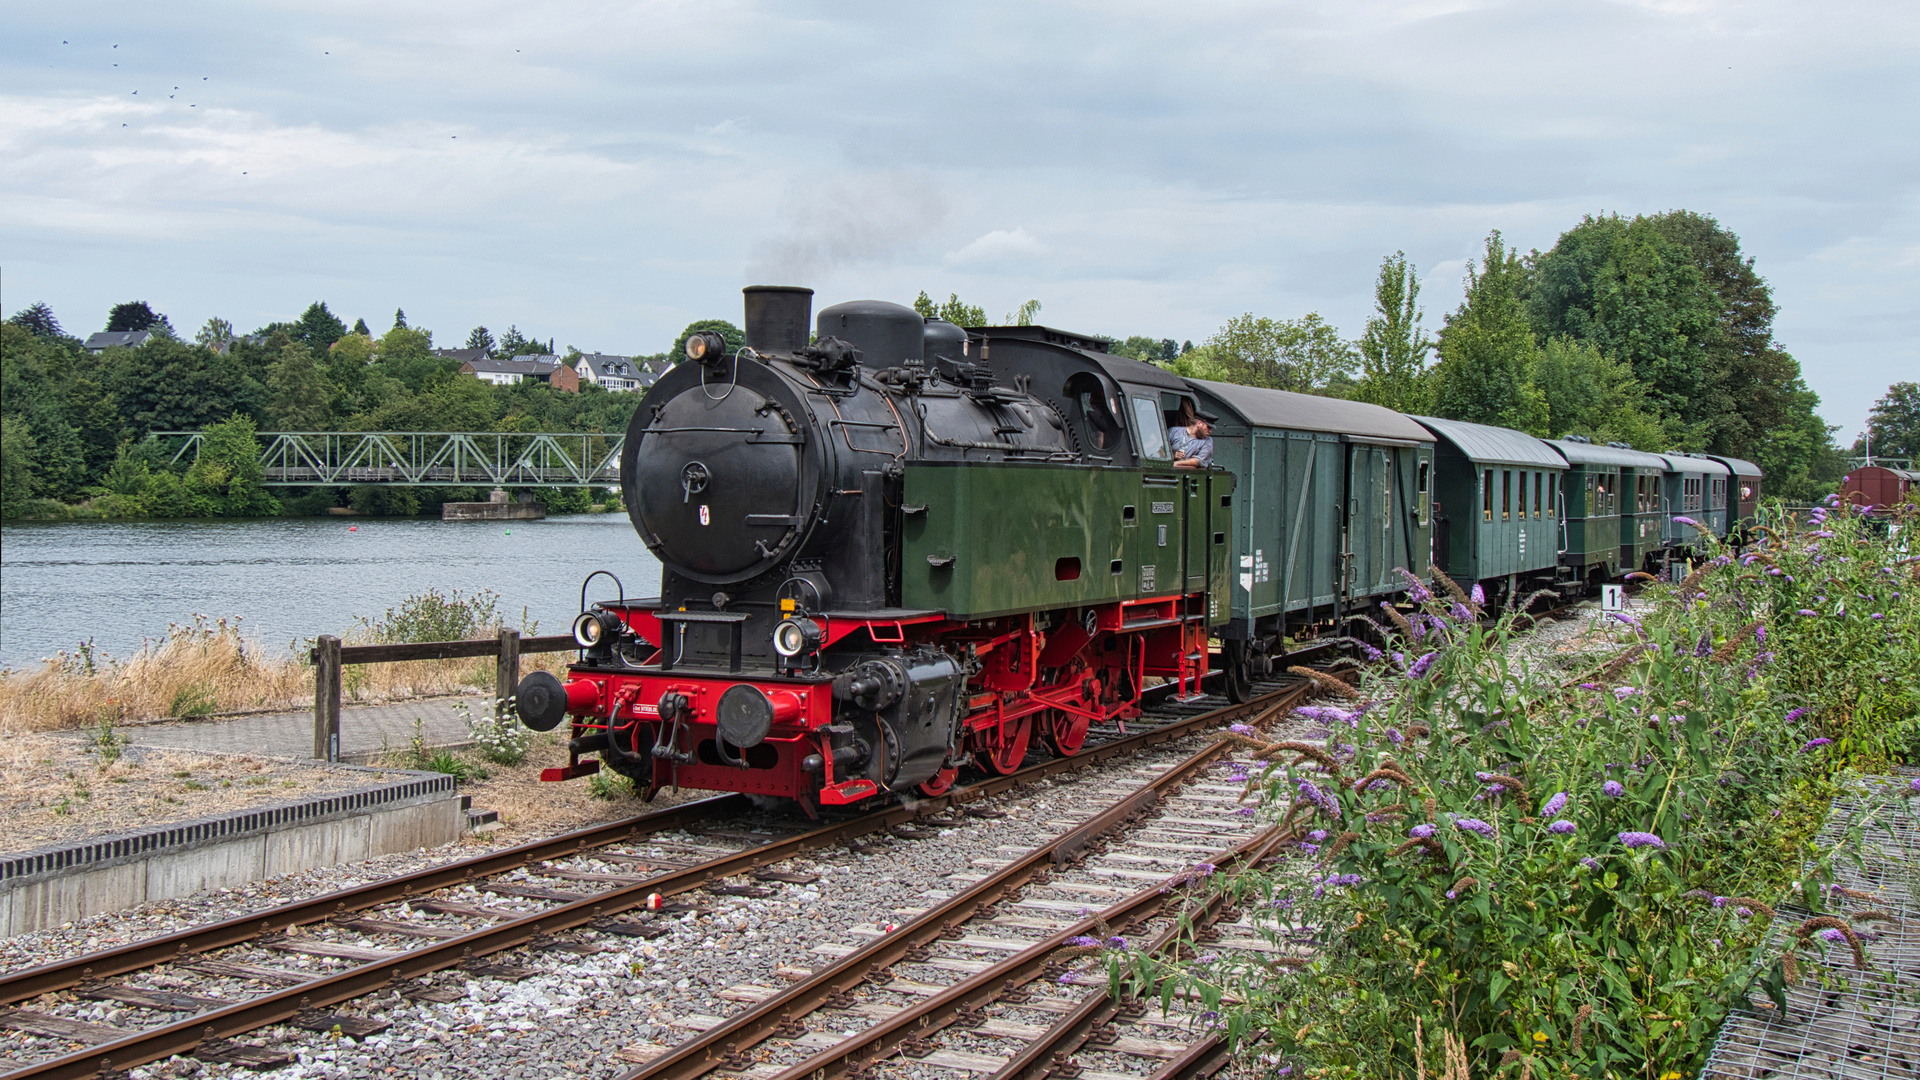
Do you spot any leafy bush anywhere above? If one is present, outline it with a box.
[588,769,635,800]
[1117,501,1919,1078]
[354,587,502,644]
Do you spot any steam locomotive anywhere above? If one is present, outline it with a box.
[514,286,1760,812]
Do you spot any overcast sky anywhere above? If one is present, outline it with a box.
[3,1,1914,442]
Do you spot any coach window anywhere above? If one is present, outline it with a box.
[1534,473,1544,520]
[1130,397,1171,460]
[1483,470,1493,522]
[1417,460,1431,526]
[1502,470,1512,522]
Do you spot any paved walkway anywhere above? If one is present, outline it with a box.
[65,695,489,762]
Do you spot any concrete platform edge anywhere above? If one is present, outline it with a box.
[0,768,462,936]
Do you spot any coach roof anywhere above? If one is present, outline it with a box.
[1413,416,1564,468]
[1188,380,1433,443]
[1545,439,1670,470]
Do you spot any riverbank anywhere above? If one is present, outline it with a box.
[0,513,660,671]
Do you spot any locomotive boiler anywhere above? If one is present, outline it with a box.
[516,287,1234,812]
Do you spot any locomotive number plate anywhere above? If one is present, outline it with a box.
[1151,501,1175,514]
[1139,564,1156,591]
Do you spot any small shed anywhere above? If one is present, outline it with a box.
[1547,439,1671,581]
[1185,381,1433,636]
[1412,417,1565,592]
[1840,464,1919,509]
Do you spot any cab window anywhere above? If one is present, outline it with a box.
[1130,397,1171,460]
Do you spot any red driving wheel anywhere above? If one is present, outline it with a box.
[973,714,1033,775]
[1044,709,1090,757]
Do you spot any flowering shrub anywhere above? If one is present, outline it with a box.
[1117,502,1918,1077]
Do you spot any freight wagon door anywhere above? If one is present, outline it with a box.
[1247,432,1288,619]
[1284,432,1341,612]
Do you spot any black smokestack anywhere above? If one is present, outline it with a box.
[743,286,813,354]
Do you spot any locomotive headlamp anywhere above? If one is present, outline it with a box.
[572,609,625,649]
[684,331,729,363]
[772,617,823,658]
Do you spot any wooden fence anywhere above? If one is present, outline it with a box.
[307,629,576,761]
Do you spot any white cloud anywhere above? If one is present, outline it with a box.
[944,227,1045,266]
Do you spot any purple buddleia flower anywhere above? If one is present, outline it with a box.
[1811,530,1835,538]
[1396,568,1433,603]
[1229,723,1255,735]
[1450,602,1474,622]
[1105,936,1128,950]
[1067,935,1101,947]
[1233,806,1256,817]
[1295,842,1320,854]
[1455,818,1496,838]
[1408,653,1438,680]
[1295,705,1356,727]
[1470,583,1485,605]
[1548,820,1576,835]
[1445,890,1457,899]
[1409,823,1435,839]
[1360,642,1385,661]
[1580,857,1601,870]
[1819,928,1847,943]
[1579,682,1601,690]
[1909,778,1920,793]
[1801,738,1832,751]
[1609,612,1642,629]
[1711,896,1728,907]
[1296,777,1342,818]
[1603,780,1625,797]
[1385,727,1404,745]
[1755,625,1766,644]
[1784,708,1808,723]
[1673,516,1696,526]
[1695,635,1714,657]
[1618,831,1666,850]
[1798,609,1818,617]
[1391,650,1406,669]
[1541,792,1568,817]
[1307,830,1328,843]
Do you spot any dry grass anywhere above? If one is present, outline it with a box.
[0,616,570,735]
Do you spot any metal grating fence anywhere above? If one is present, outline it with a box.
[1702,768,1920,1079]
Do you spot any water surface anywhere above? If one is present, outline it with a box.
[0,514,662,669]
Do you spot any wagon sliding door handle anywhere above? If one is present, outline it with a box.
[927,555,956,567]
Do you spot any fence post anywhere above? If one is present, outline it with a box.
[496,627,521,714]
[313,635,342,761]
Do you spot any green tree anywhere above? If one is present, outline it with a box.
[268,343,333,430]
[106,301,167,333]
[0,416,37,517]
[195,317,234,351]
[1532,336,1667,449]
[912,292,988,328]
[351,317,370,336]
[392,308,409,330]
[184,413,279,516]
[1862,382,1920,461]
[1109,335,1167,363]
[465,326,496,355]
[495,325,550,356]
[8,302,63,337]
[1007,299,1042,326]
[1354,251,1434,414]
[1432,231,1548,432]
[670,320,745,362]
[293,302,347,353]
[1205,312,1359,393]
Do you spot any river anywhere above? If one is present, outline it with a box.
[0,514,663,670]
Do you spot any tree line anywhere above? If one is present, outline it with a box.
[1144,211,1892,502]
[0,303,694,520]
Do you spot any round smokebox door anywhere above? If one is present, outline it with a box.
[632,385,802,581]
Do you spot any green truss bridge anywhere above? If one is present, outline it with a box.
[155,431,625,487]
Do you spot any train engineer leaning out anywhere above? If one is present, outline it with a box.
[1169,413,1215,468]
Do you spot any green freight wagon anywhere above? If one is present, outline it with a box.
[1184,380,1434,667]
[1413,416,1566,604]
[1546,438,1671,583]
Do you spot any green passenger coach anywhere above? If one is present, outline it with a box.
[1545,438,1671,584]
[1414,415,1566,604]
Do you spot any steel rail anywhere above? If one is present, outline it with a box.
[616,684,1308,1080]
[2,683,1310,1080]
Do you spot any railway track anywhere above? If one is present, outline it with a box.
[0,671,1323,1079]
